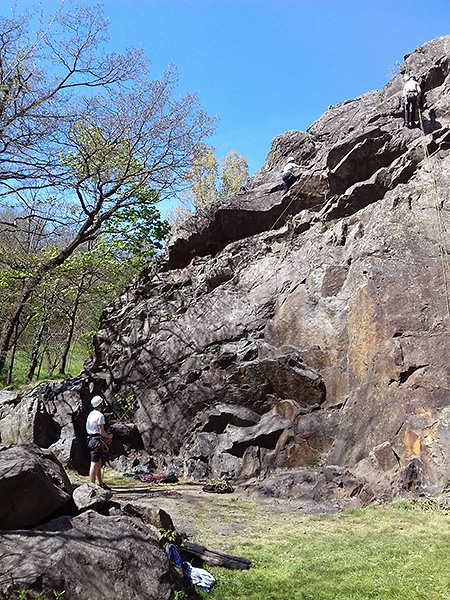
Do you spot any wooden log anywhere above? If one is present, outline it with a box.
[181,541,251,570]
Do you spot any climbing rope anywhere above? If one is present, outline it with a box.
[271,104,450,319]
[270,105,366,232]
[269,170,326,232]
[417,107,450,318]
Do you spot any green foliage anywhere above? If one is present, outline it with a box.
[183,145,218,208]
[158,526,183,548]
[14,590,32,600]
[169,441,180,456]
[219,149,248,198]
[0,237,140,388]
[390,60,403,77]
[12,590,65,600]
[62,120,162,209]
[100,203,171,266]
[0,346,86,389]
[168,145,248,226]
[171,591,190,600]
[110,393,137,421]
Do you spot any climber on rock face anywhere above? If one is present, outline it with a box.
[403,75,421,128]
[281,156,305,195]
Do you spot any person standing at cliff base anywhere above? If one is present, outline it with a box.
[86,395,113,490]
[281,156,305,195]
[403,75,421,127]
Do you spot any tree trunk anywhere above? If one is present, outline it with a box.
[6,321,20,386]
[0,285,34,376]
[180,541,251,570]
[27,322,46,382]
[0,224,97,374]
[43,330,58,377]
[59,276,85,375]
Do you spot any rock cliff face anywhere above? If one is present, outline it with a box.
[5,37,450,506]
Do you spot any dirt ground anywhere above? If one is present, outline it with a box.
[110,480,339,544]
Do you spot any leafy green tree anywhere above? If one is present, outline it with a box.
[0,2,215,376]
[219,150,249,198]
[0,229,147,384]
[168,147,248,226]
[100,204,171,267]
[183,145,219,208]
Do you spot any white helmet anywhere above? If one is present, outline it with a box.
[287,156,295,162]
[91,395,103,408]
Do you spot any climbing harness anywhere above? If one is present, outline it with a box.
[87,433,110,454]
[404,92,419,127]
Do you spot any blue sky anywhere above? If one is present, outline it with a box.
[101,0,450,176]
[5,0,450,213]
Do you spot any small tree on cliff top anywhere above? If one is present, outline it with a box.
[0,2,215,375]
[219,149,249,198]
[168,146,248,226]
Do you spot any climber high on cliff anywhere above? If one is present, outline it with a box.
[281,156,306,195]
[403,75,421,128]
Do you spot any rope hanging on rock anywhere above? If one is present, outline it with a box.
[417,107,450,319]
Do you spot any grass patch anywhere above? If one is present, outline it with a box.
[187,500,450,600]
[67,467,144,488]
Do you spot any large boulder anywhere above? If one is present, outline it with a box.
[0,386,61,447]
[0,510,173,600]
[0,444,72,529]
[0,380,92,473]
[72,482,112,511]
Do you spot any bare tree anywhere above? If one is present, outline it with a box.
[0,3,215,374]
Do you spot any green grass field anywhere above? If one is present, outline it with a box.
[97,471,450,600]
[211,500,450,600]
[164,495,450,600]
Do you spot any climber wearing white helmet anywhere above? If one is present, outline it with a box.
[403,75,421,127]
[281,156,305,195]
